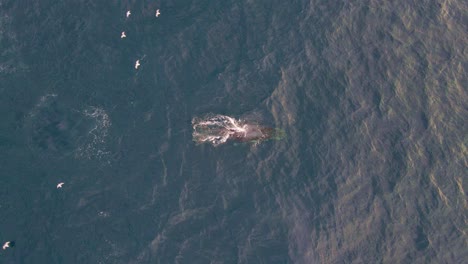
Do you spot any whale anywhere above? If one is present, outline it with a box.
[231,126,276,142]
[192,115,285,146]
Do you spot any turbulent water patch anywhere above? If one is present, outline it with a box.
[75,106,111,160]
[25,94,111,161]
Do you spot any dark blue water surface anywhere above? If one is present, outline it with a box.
[1,0,466,263]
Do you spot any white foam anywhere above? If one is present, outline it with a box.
[76,107,111,160]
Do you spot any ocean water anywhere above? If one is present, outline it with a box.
[0,0,466,263]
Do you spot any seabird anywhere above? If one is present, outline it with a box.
[56,182,65,189]
[121,31,126,38]
[135,60,141,69]
[126,10,131,18]
[155,9,161,17]
[2,241,11,250]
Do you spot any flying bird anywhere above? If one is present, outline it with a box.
[135,60,141,69]
[56,182,65,189]
[126,10,131,18]
[121,31,126,38]
[155,9,161,17]
[2,241,12,250]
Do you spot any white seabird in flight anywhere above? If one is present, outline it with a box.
[126,10,131,18]
[135,60,141,69]
[121,31,126,38]
[56,182,65,189]
[2,241,11,250]
[155,9,161,17]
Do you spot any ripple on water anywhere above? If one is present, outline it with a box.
[26,94,112,161]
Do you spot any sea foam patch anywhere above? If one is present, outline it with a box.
[26,94,112,162]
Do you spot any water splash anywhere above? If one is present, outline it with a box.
[192,114,285,146]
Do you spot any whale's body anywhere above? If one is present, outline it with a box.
[231,126,272,142]
[192,115,284,146]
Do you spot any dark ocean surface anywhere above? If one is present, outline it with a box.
[1,0,467,263]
